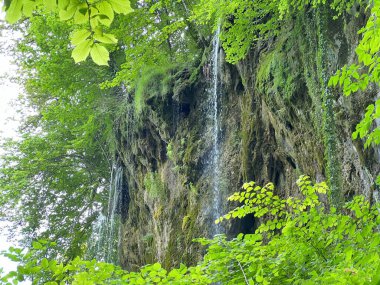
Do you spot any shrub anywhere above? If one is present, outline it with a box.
[2,176,380,284]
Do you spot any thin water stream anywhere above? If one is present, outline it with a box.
[209,26,223,236]
[87,163,123,264]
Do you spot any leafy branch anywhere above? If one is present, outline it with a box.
[3,0,133,65]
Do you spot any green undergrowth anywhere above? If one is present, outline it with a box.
[2,175,380,284]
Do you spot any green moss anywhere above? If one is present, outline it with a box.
[144,171,166,199]
[183,131,196,165]
[134,65,177,114]
[134,62,199,116]
[295,11,324,138]
[240,92,255,181]
[159,180,202,268]
[166,140,174,161]
[181,215,191,230]
[180,202,202,265]
[256,35,300,102]
[316,7,343,208]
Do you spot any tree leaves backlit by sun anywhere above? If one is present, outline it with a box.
[3,0,133,65]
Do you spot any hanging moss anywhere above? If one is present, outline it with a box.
[316,6,343,208]
[296,11,324,137]
[134,64,177,114]
[144,171,166,199]
[256,34,302,103]
[240,91,255,181]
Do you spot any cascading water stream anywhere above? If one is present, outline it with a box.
[87,163,123,264]
[209,25,223,236]
[87,86,133,263]
[106,164,123,262]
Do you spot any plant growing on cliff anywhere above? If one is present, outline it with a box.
[329,0,380,184]
[3,176,380,284]
[144,171,166,199]
[192,0,366,64]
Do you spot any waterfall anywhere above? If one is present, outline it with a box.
[87,163,123,264]
[209,25,223,236]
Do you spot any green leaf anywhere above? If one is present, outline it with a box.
[22,0,36,17]
[32,241,43,250]
[41,258,49,268]
[72,39,92,63]
[256,273,264,282]
[370,263,380,284]
[59,3,77,21]
[108,0,133,14]
[73,5,88,25]
[5,0,23,23]
[97,1,114,24]
[328,73,340,87]
[94,33,118,44]
[97,14,112,27]
[90,43,109,65]
[58,0,70,10]
[45,0,57,11]
[352,131,359,140]
[70,29,91,46]
[152,263,161,271]
[362,53,373,65]
[89,9,100,29]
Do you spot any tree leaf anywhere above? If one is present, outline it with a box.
[45,0,57,12]
[93,33,117,44]
[97,14,112,27]
[107,0,133,14]
[90,43,109,65]
[97,1,114,23]
[70,29,91,46]
[22,0,36,17]
[58,0,70,10]
[59,3,77,21]
[90,13,100,29]
[5,0,23,23]
[41,258,49,268]
[72,39,92,63]
[32,241,43,250]
[73,5,88,25]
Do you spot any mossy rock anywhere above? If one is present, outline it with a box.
[256,36,302,104]
[134,64,177,114]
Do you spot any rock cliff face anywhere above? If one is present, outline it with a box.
[116,9,378,269]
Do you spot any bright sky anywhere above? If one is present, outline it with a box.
[0,40,20,139]
[0,8,27,282]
